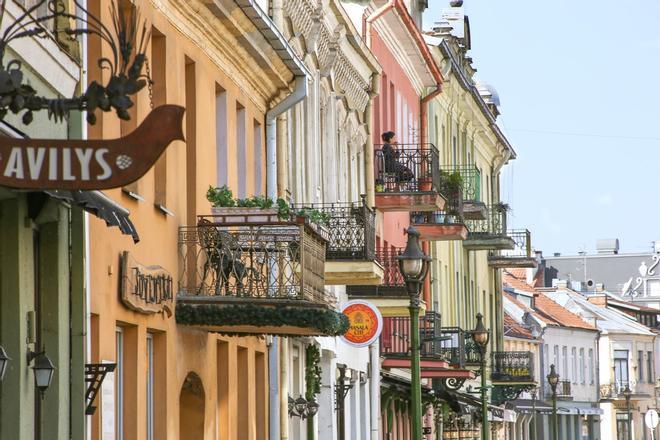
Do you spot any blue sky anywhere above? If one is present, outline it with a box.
[424,1,660,255]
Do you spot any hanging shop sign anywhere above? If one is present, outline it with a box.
[340,300,383,347]
[119,251,173,316]
[0,105,184,190]
[0,1,185,190]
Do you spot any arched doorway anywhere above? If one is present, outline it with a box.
[179,372,205,439]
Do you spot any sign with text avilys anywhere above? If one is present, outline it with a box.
[340,300,383,347]
[0,105,185,190]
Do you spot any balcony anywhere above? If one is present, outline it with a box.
[548,380,572,399]
[293,199,383,285]
[487,229,537,269]
[440,165,486,220]
[410,211,468,241]
[175,213,348,336]
[491,351,535,384]
[380,312,450,374]
[374,144,445,212]
[463,204,515,251]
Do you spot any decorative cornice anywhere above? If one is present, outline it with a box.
[152,0,295,112]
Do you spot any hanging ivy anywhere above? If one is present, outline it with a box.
[305,344,322,400]
[175,302,350,336]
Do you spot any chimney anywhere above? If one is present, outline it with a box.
[553,252,561,257]
[595,283,605,292]
[587,295,608,307]
[596,239,619,255]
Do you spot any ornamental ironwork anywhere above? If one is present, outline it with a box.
[0,0,151,124]
[374,143,440,194]
[464,203,508,236]
[503,229,533,258]
[438,326,468,367]
[440,164,481,202]
[178,213,331,304]
[491,383,536,406]
[380,311,444,359]
[346,246,405,297]
[292,196,376,261]
[491,351,534,382]
[85,363,116,415]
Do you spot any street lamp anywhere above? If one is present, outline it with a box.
[547,364,559,440]
[471,313,490,440]
[0,345,10,381]
[623,385,633,440]
[27,350,55,396]
[397,226,431,440]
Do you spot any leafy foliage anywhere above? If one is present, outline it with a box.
[175,302,350,336]
[305,344,322,400]
[439,170,464,217]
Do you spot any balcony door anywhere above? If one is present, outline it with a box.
[616,413,629,440]
[614,350,629,392]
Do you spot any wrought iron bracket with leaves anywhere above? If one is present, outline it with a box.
[0,0,151,125]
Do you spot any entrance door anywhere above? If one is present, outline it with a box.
[616,413,629,440]
[179,372,205,439]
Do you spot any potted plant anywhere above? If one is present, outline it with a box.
[418,173,433,192]
[440,171,464,223]
[206,185,288,221]
[375,179,385,193]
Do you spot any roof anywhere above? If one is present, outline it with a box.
[504,312,533,339]
[503,270,595,331]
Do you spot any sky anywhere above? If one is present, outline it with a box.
[424,0,660,255]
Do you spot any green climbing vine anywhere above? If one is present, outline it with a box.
[305,344,322,401]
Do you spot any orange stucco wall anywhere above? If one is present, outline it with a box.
[87,1,271,439]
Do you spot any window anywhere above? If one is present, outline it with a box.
[236,102,247,198]
[571,348,577,384]
[639,350,644,382]
[562,346,568,379]
[579,348,585,384]
[253,120,262,194]
[614,350,629,392]
[116,327,124,440]
[589,349,594,384]
[553,345,559,368]
[648,351,654,383]
[146,333,154,440]
[616,412,629,440]
[215,85,228,186]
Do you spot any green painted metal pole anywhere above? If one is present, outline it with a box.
[410,302,422,440]
[552,393,558,440]
[481,351,489,440]
[627,398,633,440]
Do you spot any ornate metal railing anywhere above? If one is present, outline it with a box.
[438,327,467,367]
[556,380,571,397]
[464,339,483,365]
[440,164,481,201]
[464,204,508,237]
[178,214,331,304]
[491,351,534,382]
[410,210,465,227]
[599,382,633,399]
[500,229,533,258]
[380,311,443,358]
[374,143,441,193]
[346,246,407,297]
[292,197,376,261]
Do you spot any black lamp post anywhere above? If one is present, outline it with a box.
[623,385,633,440]
[547,364,559,440]
[397,226,431,440]
[471,313,490,440]
[0,345,10,381]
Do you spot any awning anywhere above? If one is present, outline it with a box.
[556,406,603,416]
[45,190,139,242]
[505,399,554,415]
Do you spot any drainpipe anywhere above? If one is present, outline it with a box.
[266,74,308,440]
[370,343,380,440]
[363,0,395,46]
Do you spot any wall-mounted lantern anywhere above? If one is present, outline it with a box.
[27,350,55,396]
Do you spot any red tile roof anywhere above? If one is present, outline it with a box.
[504,312,534,339]
[503,270,596,331]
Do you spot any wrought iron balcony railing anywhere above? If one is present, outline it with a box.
[600,382,634,399]
[411,210,465,227]
[556,380,572,397]
[178,214,331,305]
[380,311,444,358]
[464,203,508,237]
[347,246,405,297]
[502,229,533,258]
[292,198,376,261]
[374,143,441,194]
[491,351,534,382]
[438,327,468,367]
[440,164,481,202]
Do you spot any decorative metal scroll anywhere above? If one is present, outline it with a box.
[85,363,116,415]
[0,0,151,124]
[0,104,184,189]
[441,377,467,391]
[623,254,660,298]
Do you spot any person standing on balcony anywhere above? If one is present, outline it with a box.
[381,131,414,189]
